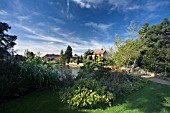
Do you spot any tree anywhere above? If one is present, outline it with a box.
[140,18,170,75]
[138,22,149,39]
[59,49,65,63]
[84,49,92,59]
[76,56,80,64]
[25,50,35,59]
[114,34,124,49]
[64,45,72,63]
[112,21,143,67]
[0,22,17,58]
[86,55,92,61]
[128,20,138,40]
[79,55,83,63]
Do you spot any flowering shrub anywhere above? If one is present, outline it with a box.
[60,78,115,108]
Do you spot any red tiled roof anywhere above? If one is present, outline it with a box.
[44,54,60,58]
[92,50,106,55]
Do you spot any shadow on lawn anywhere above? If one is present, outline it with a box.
[114,81,170,113]
[0,90,85,113]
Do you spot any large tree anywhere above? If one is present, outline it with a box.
[0,22,17,58]
[64,45,72,63]
[111,21,143,67]
[139,18,170,75]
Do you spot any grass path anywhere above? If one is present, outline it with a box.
[1,81,170,113]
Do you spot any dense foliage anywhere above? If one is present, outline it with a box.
[0,56,61,103]
[0,22,17,58]
[64,45,73,63]
[60,62,146,109]
[139,18,170,75]
[110,18,170,76]
[59,49,65,63]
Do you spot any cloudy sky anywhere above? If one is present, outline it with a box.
[0,0,170,56]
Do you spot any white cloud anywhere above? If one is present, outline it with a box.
[145,0,170,11]
[13,24,70,44]
[127,5,140,10]
[0,10,8,15]
[15,15,30,24]
[71,0,143,13]
[85,22,113,31]
[71,0,103,8]
[147,13,160,20]
[48,16,65,24]
[108,0,129,8]
[36,22,45,26]
[12,23,114,56]
[14,40,65,56]
[49,41,54,44]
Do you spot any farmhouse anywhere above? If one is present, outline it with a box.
[91,49,107,60]
[44,54,60,60]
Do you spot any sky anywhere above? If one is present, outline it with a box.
[0,0,170,56]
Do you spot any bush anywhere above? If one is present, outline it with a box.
[60,78,115,108]
[0,57,61,103]
[0,60,21,102]
[60,62,146,109]
[20,57,61,90]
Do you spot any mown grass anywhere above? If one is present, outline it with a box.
[0,81,170,113]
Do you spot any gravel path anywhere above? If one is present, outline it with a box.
[141,76,170,86]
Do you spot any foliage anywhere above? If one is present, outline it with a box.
[60,78,115,108]
[0,22,17,50]
[59,49,65,63]
[0,60,21,103]
[97,56,104,64]
[114,34,124,48]
[1,82,170,113]
[113,39,144,67]
[128,20,138,40]
[61,62,146,109]
[25,50,35,59]
[76,56,80,64]
[84,49,92,59]
[139,18,170,75]
[108,21,142,67]
[79,55,83,63]
[64,45,73,63]
[0,22,17,58]
[20,57,61,90]
[0,55,61,103]
[110,18,170,76]
[86,55,92,61]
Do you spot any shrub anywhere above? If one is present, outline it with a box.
[60,78,115,108]
[0,57,61,103]
[60,63,146,109]
[20,58,61,90]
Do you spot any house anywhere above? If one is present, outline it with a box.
[91,49,107,60]
[44,54,60,60]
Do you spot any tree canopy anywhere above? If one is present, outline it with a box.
[64,45,72,63]
[0,22,17,50]
[0,22,17,58]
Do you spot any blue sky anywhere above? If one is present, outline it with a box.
[0,0,170,55]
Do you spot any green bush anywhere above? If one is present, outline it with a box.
[60,78,115,108]
[20,57,61,90]
[60,62,146,109]
[0,57,61,103]
[0,60,21,102]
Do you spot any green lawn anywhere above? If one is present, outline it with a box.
[1,81,170,113]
